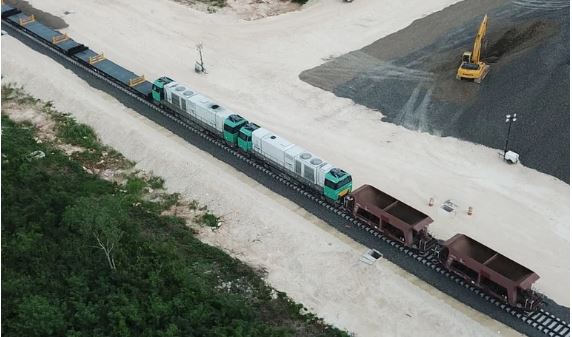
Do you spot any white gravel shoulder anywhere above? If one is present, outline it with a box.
[33,0,568,305]
[2,0,568,331]
[3,33,526,337]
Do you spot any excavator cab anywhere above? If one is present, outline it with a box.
[460,52,480,71]
[461,52,472,64]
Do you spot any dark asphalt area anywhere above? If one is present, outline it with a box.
[2,4,569,335]
[301,0,570,183]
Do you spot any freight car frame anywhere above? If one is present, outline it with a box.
[441,234,542,310]
[2,5,569,337]
[344,185,433,251]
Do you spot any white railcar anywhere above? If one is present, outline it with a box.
[252,128,333,189]
[189,94,231,134]
[164,81,231,135]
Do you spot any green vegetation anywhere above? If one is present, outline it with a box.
[2,94,349,336]
[148,175,165,189]
[125,176,147,195]
[197,211,220,228]
[57,119,100,150]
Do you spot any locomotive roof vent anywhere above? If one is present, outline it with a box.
[300,153,312,160]
[183,90,194,97]
[310,158,323,165]
[210,104,220,110]
[175,86,185,91]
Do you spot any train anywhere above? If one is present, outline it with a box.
[0,3,543,312]
[151,76,354,202]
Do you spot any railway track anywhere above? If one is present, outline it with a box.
[2,16,569,337]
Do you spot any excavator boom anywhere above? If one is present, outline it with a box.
[471,15,488,64]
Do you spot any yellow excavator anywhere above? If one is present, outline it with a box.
[456,15,489,83]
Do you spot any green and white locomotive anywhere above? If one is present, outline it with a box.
[152,76,352,202]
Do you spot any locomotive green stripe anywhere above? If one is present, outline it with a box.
[151,77,173,103]
[223,115,247,146]
[324,170,352,201]
[237,122,259,152]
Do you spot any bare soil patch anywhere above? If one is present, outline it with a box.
[170,0,301,20]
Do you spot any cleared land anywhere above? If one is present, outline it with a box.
[2,30,528,337]
[2,0,569,333]
[301,0,570,183]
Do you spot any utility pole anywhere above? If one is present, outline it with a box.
[195,43,206,74]
[501,113,520,164]
[504,113,517,155]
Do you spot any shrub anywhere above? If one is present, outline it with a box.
[198,212,219,227]
[57,121,100,150]
[125,176,147,196]
[148,176,165,189]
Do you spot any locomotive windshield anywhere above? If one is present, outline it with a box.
[238,132,251,141]
[224,124,242,134]
[325,175,352,190]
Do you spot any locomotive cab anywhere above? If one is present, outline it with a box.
[151,76,174,103]
[237,122,260,152]
[324,168,352,202]
[223,114,248,146]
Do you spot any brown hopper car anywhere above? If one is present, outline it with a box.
[440,234,542,310]
[344,184,433,250]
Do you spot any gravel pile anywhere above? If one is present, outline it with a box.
[300,0,569,183]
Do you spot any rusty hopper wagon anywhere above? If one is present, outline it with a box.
[440,234,542,310]
[344,185,433,250]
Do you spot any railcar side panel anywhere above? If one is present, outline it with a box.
[441,234,541,310]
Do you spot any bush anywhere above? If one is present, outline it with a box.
[198,212,220,227]
[125,176,147,195]
[2,113,350,337]
[57,120,100,150]
[148,176,165,189]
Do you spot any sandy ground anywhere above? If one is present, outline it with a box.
[1,0,568,328]
[166,0,301,20]
[225,0,300,20]
[15,0,568,305]
[2,36,528,337]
